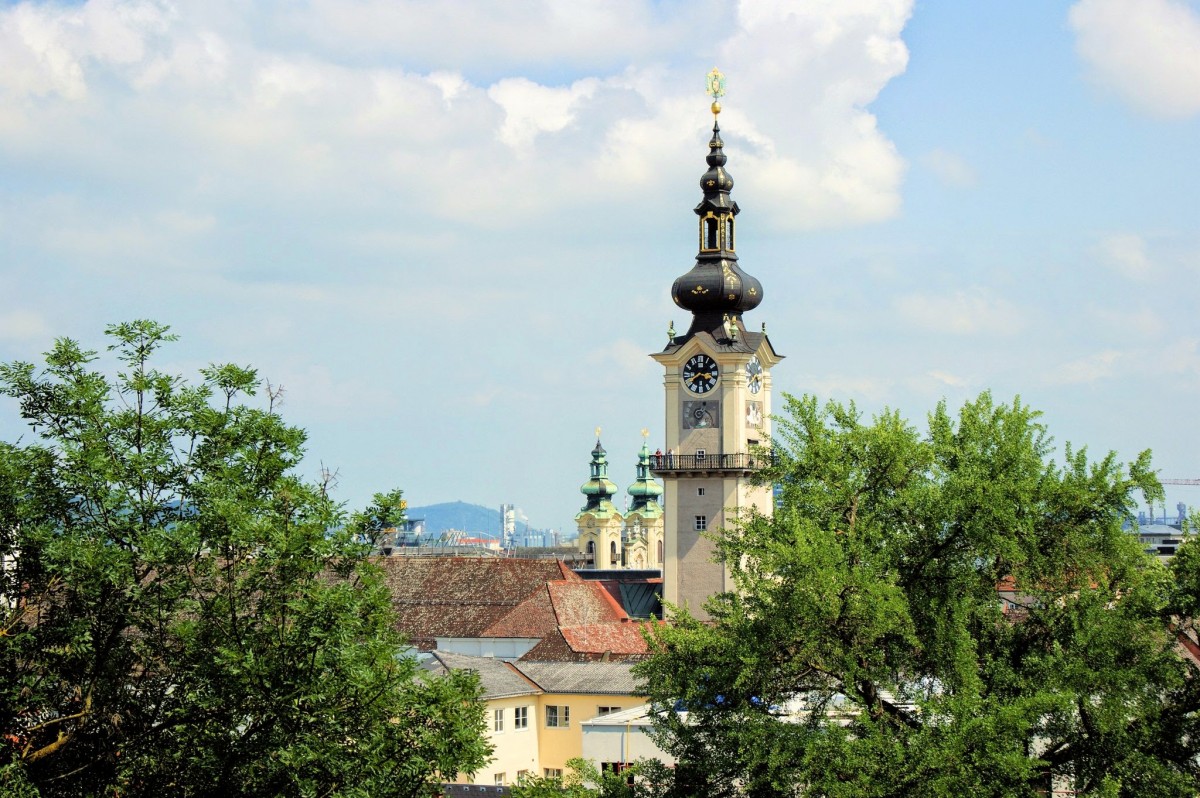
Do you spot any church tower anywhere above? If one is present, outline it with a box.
[624,436,665,571]
[650,70,783,618]
[575,433,624,569]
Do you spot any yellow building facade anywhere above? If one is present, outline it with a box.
[434,653,647,786]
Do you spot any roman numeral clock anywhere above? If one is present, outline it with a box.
[650,70,783,620]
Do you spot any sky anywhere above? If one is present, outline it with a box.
[1,0,1198,533]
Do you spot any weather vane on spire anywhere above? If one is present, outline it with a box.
[705,67,726,117]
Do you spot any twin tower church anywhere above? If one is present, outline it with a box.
[575,72,782,618]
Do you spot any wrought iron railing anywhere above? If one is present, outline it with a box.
[649,452,768,474]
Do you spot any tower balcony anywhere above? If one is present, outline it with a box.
[649,451,769,476]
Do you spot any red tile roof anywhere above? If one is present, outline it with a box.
[374,557,577,647]
[372,556,649,661]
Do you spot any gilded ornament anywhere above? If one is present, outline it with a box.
[705,68,727,102]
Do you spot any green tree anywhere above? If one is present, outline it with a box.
[510,757,676,798]
[0,321,489,797]
[636,392,1199,797]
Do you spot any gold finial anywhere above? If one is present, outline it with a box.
[706,67,726,117]
[641,428,649,439]
[595,426,602,440]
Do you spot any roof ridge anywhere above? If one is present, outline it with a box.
[504,660,545,692]
[545,581,564,628]
[592,580,630,621]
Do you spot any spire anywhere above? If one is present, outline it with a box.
[670,68,764,341]
[578,432,619,514]
[627,437,664,517]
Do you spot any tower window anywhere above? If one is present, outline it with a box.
[695,515,707,531]
[704,217,718,250]
[726,218,734,250]
[657,539,664,564]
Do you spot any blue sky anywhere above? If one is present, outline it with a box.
[1,0,1197,531]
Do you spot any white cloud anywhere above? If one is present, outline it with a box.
[488,77,599,151]
[893,289,1024,336]
[1069,0,1200,118]
[1098,233,1154,279]
[921,148,977,188]
[0,310,51,342]
[0,0,912,237]
[1090,305,1168,339]
[584,339,657,383]
[927,370,970,389]
[1048,349,1122,385]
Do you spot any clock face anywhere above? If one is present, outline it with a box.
[682,354,719,394]
[746,356,763,395]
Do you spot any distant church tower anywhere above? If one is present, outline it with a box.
[623,436,665,570]
[651,70,783,618]
[575,434,624,569]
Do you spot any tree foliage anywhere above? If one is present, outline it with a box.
[0,321,489,797]
[509,757,675,798]
[637,392,1198,797]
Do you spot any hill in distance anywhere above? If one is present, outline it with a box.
[407,501,502,537]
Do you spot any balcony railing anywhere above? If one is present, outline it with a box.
[649,452,768,474]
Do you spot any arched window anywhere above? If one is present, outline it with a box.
[657,539,664,564]
[726,217,734,250]
[610,540,619,565]
[586,540,595,555]
[704,217,718,250]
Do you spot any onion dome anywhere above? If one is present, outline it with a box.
[579,436,619,514]
[627,440,664,517]
[670,73,763,341]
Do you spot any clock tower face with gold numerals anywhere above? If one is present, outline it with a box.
[682,354,719,394]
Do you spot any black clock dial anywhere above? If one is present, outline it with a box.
[682,354,719,394]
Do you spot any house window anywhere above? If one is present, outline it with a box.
[545,768,564,779]
[695,515,707,531]
[517,769,529,781]
[546,705,570,728]
[495,773,506,785]
[493,708,504,732]
[597,706,621,716]
[697,487,706,496]
[515,706,529,729]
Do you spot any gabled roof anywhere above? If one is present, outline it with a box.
[515,660,643,696]
[547,580,626,626]
[425,650,540,700]
[374,556,648,660]
[374,557,577,646]
[560,623,649,656]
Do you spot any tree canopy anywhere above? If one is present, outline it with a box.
[637,392,1198,797]
[0,321,489,797]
